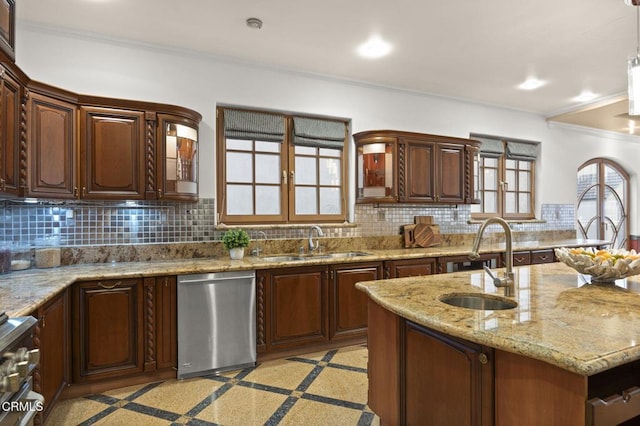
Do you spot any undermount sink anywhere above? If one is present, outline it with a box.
[439,293,517,311]
[260,255,308,262]
[325,251,371,258]
[260,251,371,263]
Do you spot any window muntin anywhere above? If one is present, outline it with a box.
[290,146,343,219]
[225,138,283,217]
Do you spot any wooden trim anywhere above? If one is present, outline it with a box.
[61,369,176,400]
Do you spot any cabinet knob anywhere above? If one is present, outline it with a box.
[479,353,488,364]
[73,186,78,198]
[81,187,87,197]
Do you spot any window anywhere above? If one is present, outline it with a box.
[471,136,538,220]
[217,107,348,224]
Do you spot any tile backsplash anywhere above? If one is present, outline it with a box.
[0,198,576,247]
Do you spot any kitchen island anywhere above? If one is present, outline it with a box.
[356,262,640,426]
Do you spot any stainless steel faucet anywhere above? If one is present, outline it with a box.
[469,217,515,297]
[308,225,324,253]
[250,231,267,256]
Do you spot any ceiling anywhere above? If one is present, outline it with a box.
[15,0,640,135]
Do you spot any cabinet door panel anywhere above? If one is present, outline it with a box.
[81,107,145,199]
[35,290,68,421]
[267,267,328,349]
[28,93,76,198]
[405,321,493,426]
[0,70,20,195]
[330,262,382,339]
[404,139,435,202]
[438,143,465,202]
[155,276,177,370]
[73,279,144,382]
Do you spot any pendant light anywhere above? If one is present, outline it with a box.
[628,0,640,115]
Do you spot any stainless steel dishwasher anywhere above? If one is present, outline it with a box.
[177,270,256,379]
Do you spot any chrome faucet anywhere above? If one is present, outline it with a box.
[469,217,514,297]
[308,225,324,254]
[250,231,267,256]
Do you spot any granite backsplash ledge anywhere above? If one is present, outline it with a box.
[59,230,577,265]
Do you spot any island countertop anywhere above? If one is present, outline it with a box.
[356,262,640,376]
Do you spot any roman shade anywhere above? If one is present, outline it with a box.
[476,137,504,155]
[506,141,538,160]
[224,109,285,142]
[292,117,346,150]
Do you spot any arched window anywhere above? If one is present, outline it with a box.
[576,158,629,249]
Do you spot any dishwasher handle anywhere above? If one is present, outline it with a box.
[178,271,256,284]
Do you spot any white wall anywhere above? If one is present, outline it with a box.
[15,24,640,234]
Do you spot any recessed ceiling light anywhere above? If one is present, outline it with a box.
[357,36,392,59]
[517,78,546,91]
[572,91,598,103]
[246,17,263,29]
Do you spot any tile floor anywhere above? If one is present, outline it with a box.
[46,345,380,425]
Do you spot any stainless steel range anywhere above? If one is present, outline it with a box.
[0,313,43,426]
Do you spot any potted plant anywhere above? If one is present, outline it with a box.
[222,229,250,260]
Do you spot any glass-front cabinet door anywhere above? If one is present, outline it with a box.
[355,136,396,203]
[157,114,199,201]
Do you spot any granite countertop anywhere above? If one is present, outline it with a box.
[0,238,606,319]
[356,262,640,376]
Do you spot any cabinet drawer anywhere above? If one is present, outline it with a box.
[512,251,531,266]
[587,386,640,426]
[531,250,554,264]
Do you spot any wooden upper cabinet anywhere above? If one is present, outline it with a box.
[156,114,199,201]
[80,106,146,200]
[0,67,21,196]
[436,142,465,203]
[401,138,436,202]
[0,0,15,61]
[27,91,77,199]
[355,130,479,204]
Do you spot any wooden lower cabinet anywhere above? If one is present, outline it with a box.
[257,266,329,353]
[257,262,382,356]
[71,278,145,383]
[32,289,68,424]
[510,249,555,266]
[384,257,436,278]
[154,276,177,370]
[368,300,494,426]
[329,262,382,340]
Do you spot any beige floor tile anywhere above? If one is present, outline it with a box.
[304,367,368,404]
[298,349,332,361]
[242,358,314,390]
[330,346,368,369]
[280,398,363,426]
[46,398,111,425]
[131,377,225,414]
[194,385,288,425]
[102,382,153,399]
[93,407,172,425]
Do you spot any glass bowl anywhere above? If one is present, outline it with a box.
[554,247,640,283]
